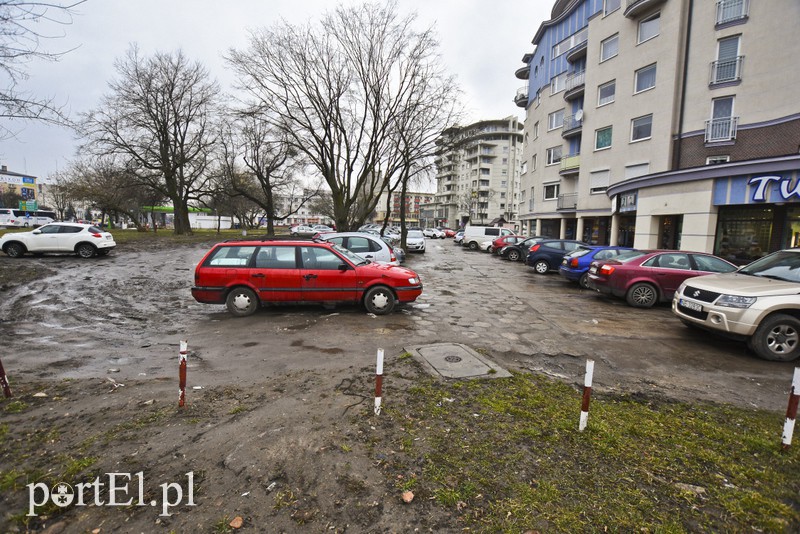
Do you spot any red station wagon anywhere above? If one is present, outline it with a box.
[191,238,423,316]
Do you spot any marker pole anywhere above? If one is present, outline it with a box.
[374,349,384,416]
[781,367,800,450]
[0,357,12,398]
[179,341,188,408]
[579,359,595,432]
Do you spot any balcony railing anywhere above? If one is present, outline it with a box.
[562,114,583,137]
[514,86,528,108]
[716,0,749,25]
[557,192,578,210]
[565,70,585,93]
[710,56,743,84]
[705,116,739,142]
[560,154,580,173]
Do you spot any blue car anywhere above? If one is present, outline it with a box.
[558,245,635,288]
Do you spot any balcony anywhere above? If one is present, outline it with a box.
[564,71,585,100]
[557,192,578,211]
[716,0,749,26]
[515,65,530,80]
[710,56,743,85]
[559,154,580,175]
[705,116,739,143]
[625,0,667,18]
[514,86,528,108]
[562,114,583,138]
[566,40,587,63]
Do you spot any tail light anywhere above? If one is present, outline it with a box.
[530,244,541,252]
[91,233,103,238]
[599,264,616,275]
[570,258,579,268]
[390,251,397,262]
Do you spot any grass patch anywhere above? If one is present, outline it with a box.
[375,372,800,532]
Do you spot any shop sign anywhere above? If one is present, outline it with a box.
[749,175,800,202]
[619,191,637,212]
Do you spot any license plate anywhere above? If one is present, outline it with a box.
[589,266,597,274]
[679,299,702,312]
[561,259,567,266]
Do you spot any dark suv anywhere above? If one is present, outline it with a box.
[526,239,587,274]
[191,238,423,316]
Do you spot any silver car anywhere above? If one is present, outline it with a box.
[317,232,400,265]
[406,230,426,253]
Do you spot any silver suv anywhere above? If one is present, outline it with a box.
[672,249,800,361]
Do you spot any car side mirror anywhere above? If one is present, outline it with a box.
[32,229,41,234]
[338,263,349,272]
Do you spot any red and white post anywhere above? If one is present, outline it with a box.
[0,357,12,398]
[781,367,800,450]
[178,340,188,408]
[374,348,384,416]
[579,359,595,432]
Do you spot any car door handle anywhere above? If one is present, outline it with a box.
[251,273,265,278]
[303,274,318,281]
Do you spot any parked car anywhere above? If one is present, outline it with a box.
[0,222,116,258]
[406,230,426,253]
[559,246,635,288]
[587,250,737,308]
[422,228,445,239]
[453,230,465,245]
[312,224,334,232]
[673,248,800,361]
[499,236,549,262]
[191,238,423,316]
[317,232,400,265]
[441,228,456,238]
[489,235,527,254]
[526,239,587,274]
[461,225,515,251]
[290,225,317,237]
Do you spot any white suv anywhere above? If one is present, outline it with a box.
[0,222,116,258]
[673,249,800,361]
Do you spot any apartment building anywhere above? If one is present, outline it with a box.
[431,117,523,229]
[516,0,800,263]
[373,190,435,226]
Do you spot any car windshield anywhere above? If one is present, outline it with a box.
[408,230,424,238]
[330,243,368,266]
[738,250,800,283]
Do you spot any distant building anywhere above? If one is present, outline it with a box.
[0,165,41,205]
[515,0,800,260]
[373,190,435,226]
[430,117,523,229]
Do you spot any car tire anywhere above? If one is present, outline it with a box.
[364,285,396,315]
[748,313,800,362]
[533,259,550,274]
[468,241,478,251]
[507,249,520,262]
[626,282,658,308]
[578,272,590,289]
[226,287,259,317]
[4,243,24,258]
[76,243,96,259]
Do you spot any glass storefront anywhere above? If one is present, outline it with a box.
[715,206,774,264]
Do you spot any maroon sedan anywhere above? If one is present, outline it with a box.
[489,234,527,254]
[586,250,737,308]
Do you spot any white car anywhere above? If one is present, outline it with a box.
[317,232,400,265]
[290,225,317,236]
[0,222,116,258]
[406,230,426,253]
[479,239,494,252]
[422,228,444,239]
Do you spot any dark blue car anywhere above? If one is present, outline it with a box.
[526,239,587,274]
[558,245,635,288]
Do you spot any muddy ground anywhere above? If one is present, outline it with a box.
[0,237,797,533]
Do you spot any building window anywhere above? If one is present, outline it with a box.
[543,183,560,200]
[711,35,742,84]
[634,64,657,93]
[595,126,612,151]
[638,12,660,43]
[533,121,539,139]
[706,96,737,142]
[546,146,562,166]
[590,170,610,194]
[548,109,565,130]
[631,114,653,142]
[551,72,567,94]
[598,80,615,106]
[600,34,619,62]
[716,0,749,25]
[624,162,650,179]
[531,153,537,171]
[707,155,731,165]
[604,0,621,15]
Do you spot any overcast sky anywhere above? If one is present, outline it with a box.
[1,0,551,181]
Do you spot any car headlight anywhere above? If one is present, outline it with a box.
[716,294,757,309]
[408,277,419,285]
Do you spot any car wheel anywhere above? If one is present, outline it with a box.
[226,287,259,317]
[626,282,658,308]
[4,243,24,258]
[748,314,800,362]
[578,272,590,289]
[468,241,478,251]
[76,243,96,259]
[507,249,520,262]
[533,259,550,274]
[364,285,396,315]
[487,246,495,253]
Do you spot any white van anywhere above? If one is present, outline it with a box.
[461,225,514,250]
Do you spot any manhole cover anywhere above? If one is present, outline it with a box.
[405,343,511,379]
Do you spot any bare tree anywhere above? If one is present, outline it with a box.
[45,168,74,219]
[81,45,219,235]
[226,1,461,231]
[0,1,85,139]
[216,113,320,235]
